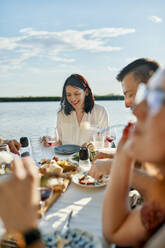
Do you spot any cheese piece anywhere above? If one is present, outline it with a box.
[46,160,63,175]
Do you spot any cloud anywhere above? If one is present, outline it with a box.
[85,28,135,39]
[149,15,162,23]
[0,27,136,72]
[107,66,118,72]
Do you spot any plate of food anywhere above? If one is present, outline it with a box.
[72,171,109,188]
[42,228,102,248]
[54,145,80,155]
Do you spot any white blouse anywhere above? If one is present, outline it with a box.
[56,104,109,146]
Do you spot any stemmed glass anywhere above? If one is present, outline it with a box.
[105,127,116,148]
[38,187,53,217]
[0,144,11,173]
[46,127,58,146]
[0,144,10,153]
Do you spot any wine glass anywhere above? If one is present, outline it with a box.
[93,132,105,150]
[105,127,116,148]
[0,144,10,153]
[38,187,53,217]
[0,144,11,173]
[46,127,58,146]
[30,136,43,163]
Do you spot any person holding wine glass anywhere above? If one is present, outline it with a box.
[43,74,109,147]
[57,73,109,146]
[89,58,160,180]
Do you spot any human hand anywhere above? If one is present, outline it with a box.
[42,136,49,147]
[92,152,114,163]
[88,158,112,180]
[0,157,40,233]
[5,139,21,155]
[113,122,135,170]
[116,122,134,154]
[82,142,94,151]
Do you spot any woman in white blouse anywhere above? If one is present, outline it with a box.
[56,74,109,146]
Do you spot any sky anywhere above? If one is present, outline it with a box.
[0,0,165,97]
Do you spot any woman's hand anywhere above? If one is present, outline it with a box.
[42,136,49,147]
[0,157,40,233]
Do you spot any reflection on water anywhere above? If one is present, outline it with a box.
[0,101,133,139]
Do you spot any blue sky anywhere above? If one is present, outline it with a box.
[0,0,165,97]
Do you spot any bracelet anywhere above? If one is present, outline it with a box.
[2,228,41,248]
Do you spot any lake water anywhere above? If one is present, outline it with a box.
[0,101,134,139]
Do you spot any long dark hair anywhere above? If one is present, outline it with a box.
[60,74,95,115]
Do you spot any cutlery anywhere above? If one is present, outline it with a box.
[61,210,73,235]
[80,122,110,134]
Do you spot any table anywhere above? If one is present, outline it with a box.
[0,140,114,247]
[39,182,108,247]
[35,144,113,247]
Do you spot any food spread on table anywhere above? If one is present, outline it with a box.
[39,157,78,175]
[39,157,78,191]
[38,156,79,214]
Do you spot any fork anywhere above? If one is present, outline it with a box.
[61,210,73,235]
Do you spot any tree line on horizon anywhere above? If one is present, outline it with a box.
[0,94,124,102]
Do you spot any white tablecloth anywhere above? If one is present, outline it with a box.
[39,183,109,247]
[36,144,111,247]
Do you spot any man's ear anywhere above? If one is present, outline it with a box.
[85,88,89,96]
[149,70,154,77]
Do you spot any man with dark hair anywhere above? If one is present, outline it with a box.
[89,58,161,182]
[116,58,160,108]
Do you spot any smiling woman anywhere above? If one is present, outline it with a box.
[56,74,109,146]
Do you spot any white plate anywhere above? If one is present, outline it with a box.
[42,228,102,248]
[72,171,108,188]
